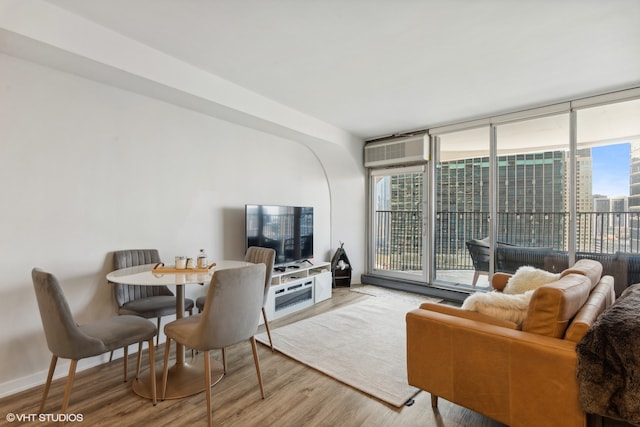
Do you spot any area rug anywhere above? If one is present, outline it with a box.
[351,285,442,305]
[255,292,437,407]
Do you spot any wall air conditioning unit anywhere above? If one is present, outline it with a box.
[363,134,429,168]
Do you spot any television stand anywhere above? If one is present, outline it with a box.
[261,261,332,323]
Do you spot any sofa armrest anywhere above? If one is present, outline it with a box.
[406,308,585,427]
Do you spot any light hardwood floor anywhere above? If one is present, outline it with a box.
[0,287,630,427]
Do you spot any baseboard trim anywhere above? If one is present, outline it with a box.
[0,343,146,399]
[361,274,468,304]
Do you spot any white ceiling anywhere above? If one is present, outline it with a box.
[45,0,640,140]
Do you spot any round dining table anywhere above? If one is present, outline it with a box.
[106,260,253,400]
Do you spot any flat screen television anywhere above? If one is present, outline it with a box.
[245,204,314,266]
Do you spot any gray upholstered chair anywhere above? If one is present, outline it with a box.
[32,268,158,415]
[112,249,194,347]
[162,264,267,427]
[196,246,276,351]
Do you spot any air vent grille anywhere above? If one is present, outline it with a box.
[364,135,429,167]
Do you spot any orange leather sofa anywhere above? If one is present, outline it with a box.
[406,259,614,427]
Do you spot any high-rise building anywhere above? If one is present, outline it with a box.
[436,151,566,248]
[574,148,594,251]
[629,141,640,247]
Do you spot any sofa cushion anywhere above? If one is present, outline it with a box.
[461,290,533,325]
[419,301,519,329]
[522,273,592,338]
[560,259,603,290]
[503,266,560,294]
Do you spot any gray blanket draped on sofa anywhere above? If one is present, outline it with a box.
[576,283,640,424]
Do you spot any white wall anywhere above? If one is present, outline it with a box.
[0,52,365,396]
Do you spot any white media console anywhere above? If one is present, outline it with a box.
[262,261,332,322]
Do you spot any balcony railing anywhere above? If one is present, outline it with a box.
[375,210,640,271]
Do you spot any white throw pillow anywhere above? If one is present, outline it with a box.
[503,266,560,295]
[462,290,534,325]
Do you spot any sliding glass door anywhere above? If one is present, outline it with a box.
[369,166,427,282]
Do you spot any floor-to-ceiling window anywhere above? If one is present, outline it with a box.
[495,114,570,249]
[434,127,490,288]
[574,97,640,294]
[364,89,640,296]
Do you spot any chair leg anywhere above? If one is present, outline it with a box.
[39,355,57,413]
[135,341,143,379]
[60,360,78,416]
[221,348,227,374]
[472,271,479,287]
[431,394,438,408]
[123,345,128,382]
[161,338,172,401]
[262,308,274,352]
[187,309,195,358]
[204,350,212,427]
[250,337,265,399]
[156,317,162,348]
[147,338,156,406]
[109,351,114,362]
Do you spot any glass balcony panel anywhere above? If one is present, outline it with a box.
[576,99,640,294]
[435,127,490,289]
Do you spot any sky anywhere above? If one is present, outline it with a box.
[591,143,630,197]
